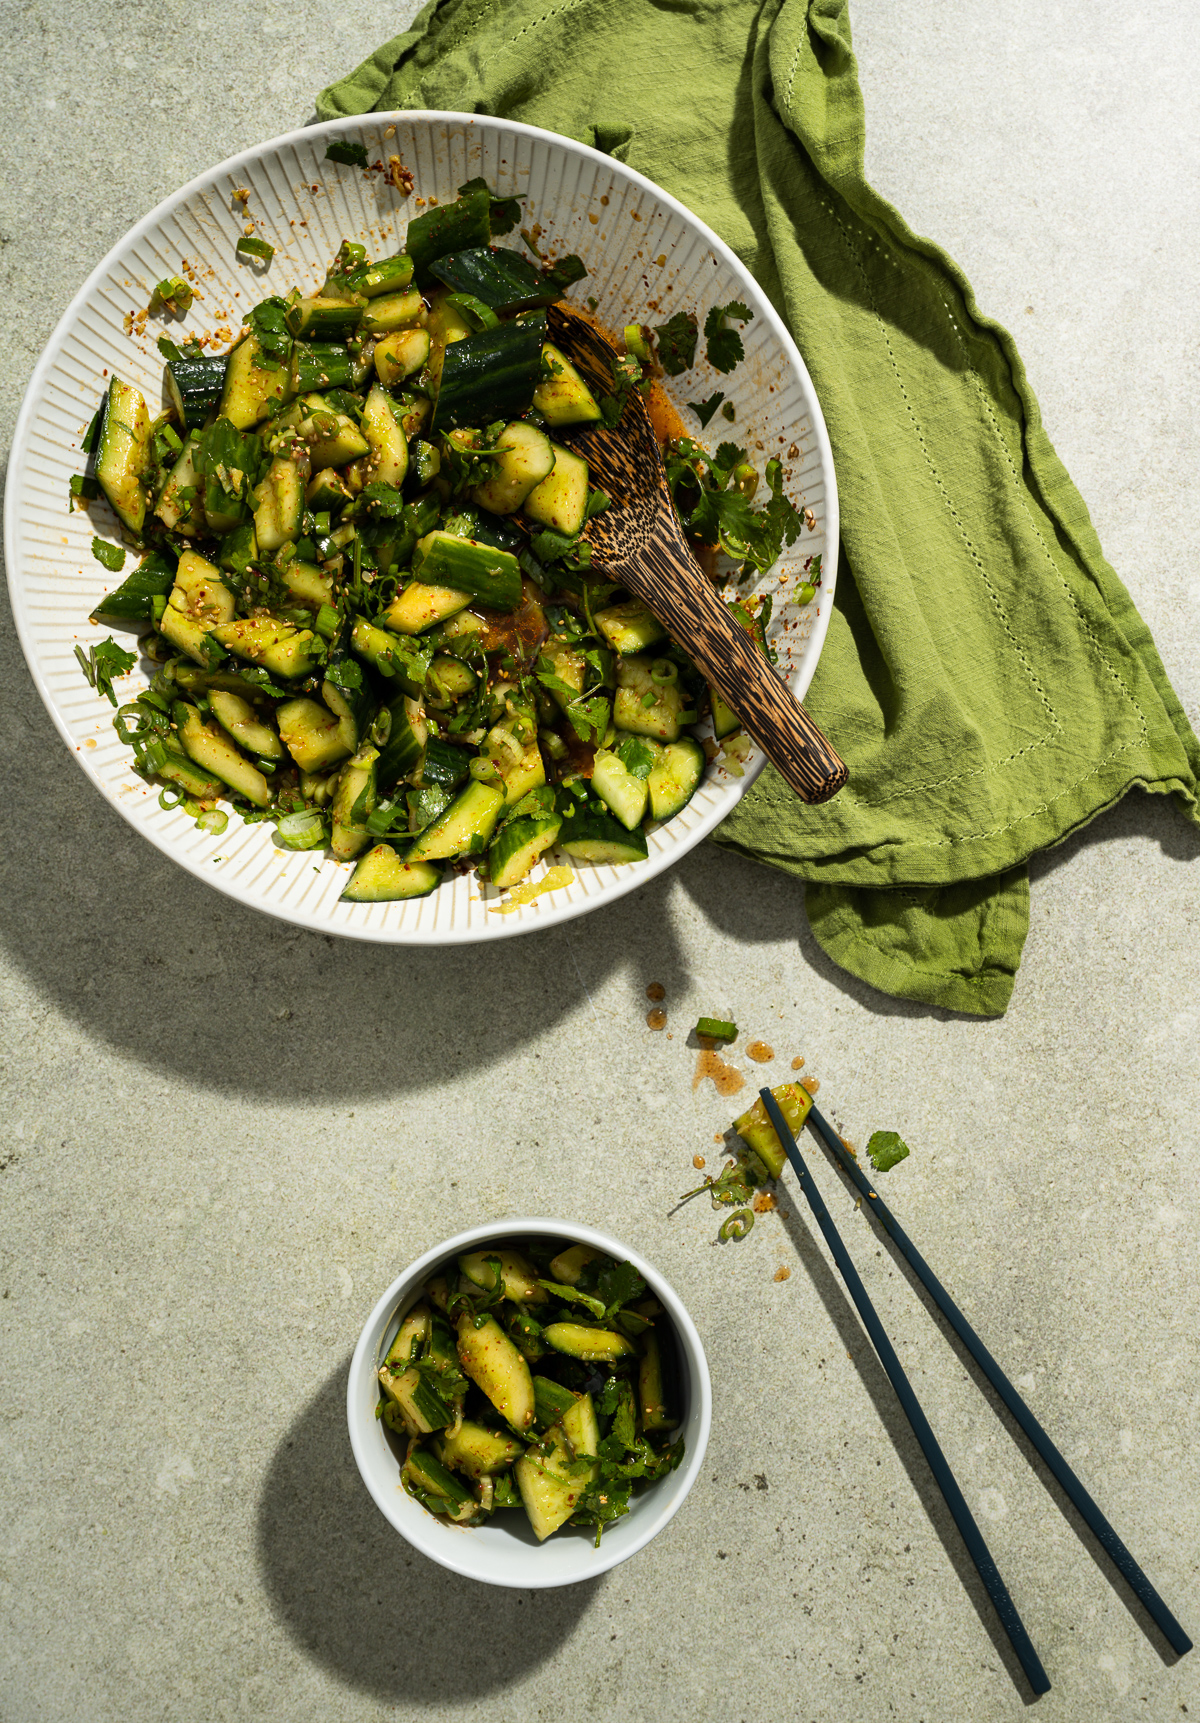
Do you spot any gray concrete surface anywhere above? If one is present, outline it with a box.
[2,2,1198,1719]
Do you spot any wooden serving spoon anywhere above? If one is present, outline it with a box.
[546,303,847,805]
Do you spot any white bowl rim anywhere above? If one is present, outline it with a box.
[346,1215,712,1588]
[6,109,839,946]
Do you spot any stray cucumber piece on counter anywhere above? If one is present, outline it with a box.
[866,1130,910,1172]
[732,1081,814,1179]
[696,1017,737,1042]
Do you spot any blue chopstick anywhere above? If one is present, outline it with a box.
[759,1088,1051,1697]
[805,1100,1192,1659]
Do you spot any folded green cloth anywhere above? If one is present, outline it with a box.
[318,0,1200,1016]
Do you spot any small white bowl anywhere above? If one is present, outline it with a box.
[347,1218,711,1588]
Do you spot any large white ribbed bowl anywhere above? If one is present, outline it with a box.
[6,113,838,944]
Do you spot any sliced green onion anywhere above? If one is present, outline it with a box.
[718,1209,755,1242]
[623,323,652,363]
[314,603,341,641]
[640,691,658,709]
[696,1017,737,1042]
[195,808,229,836]
[649,659,678,685]
[275,809,329,850]
[444,292,501,331]
[236,235,275,263]
[158,785,185,811]
[155,275,194,311]
[161,422,183,454]
[797,583,816,605]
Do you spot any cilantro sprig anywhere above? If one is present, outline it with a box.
[704,300,754,373]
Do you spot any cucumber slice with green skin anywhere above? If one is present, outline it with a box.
[613,654,686,741]
[208,689,284,760]
[548,1244,601,1285]
[533,342,603,427]
[281,560,333,609]
[372,328,432,393]
[360,288,424,336]
[359,383,408,488]
[429,246,555,311]
[533,1375,580,1432]
[380,1366,452,1436]
[459,1248,547,1305]
[732,1082,813,1180]
[350,618,427,693]
[558,804,650,866]
[709,687,741,740]
[284,292,365,340]
[543,1322,637,1363]
[91,551,176,623]
[301,410,370,469]
[515,1393,600,1541]
[331,747,377,861]
[165,356,226,430]
[405,1446,474,1508]
[159,549,235,665]
[497,740,547,806]
[304,466,353,513]
[385,1303,431,1366]
[322,659,375,753]
[488,811,562,889]
[344,252,414,298]
[521,443,589,535]
[591,748,650,831]
[435,1421,525,1479]
[375,693,427,787]
[413,531,523,610]
[95,377,151,532]
[594,599,667,655]
[639,1329,674,1431]
[140,739,223,801]
[471,420,556,515]
[340,844,441,903]
[647,736,705,821]
[405,186,492,285]
[420,736,471,789]
[276,696,353,772]
[456,1312,536,1434]
[430,317,546,434]
[175,703,271,806]
[423,294,474,390]
[252,455,305,552]
[288,341,360,394]
[154,435,206,535]
[426,653,476,706]
[220,334,289,429]
[409,779,505,861]
[211,618,321,680]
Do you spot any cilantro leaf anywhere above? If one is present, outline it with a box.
[538,1279,606,1318]
[542,253,588,292]
[704,300,754,373]
[689,485,759,553]
[614,735,657,780]
[326,140,369,169]
[653,310,698,376]
[688,390,725,428]
[75,637,136,707]
[458,176,523,237]
[596,1259,646,1316]
[91,537,126,573]
[866,1130,910,1172]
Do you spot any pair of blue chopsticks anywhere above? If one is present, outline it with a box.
[758,1088,1192,1698]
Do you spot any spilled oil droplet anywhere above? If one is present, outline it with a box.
[746,1041,775,1064]
[646,1009,667,1030]
[645,982,666,1002]
[693,1049,745,1096]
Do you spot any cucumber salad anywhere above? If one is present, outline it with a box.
[76,176,806,903]
[381,1238,683,1543]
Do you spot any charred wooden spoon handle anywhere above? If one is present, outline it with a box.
[622,541,847,805]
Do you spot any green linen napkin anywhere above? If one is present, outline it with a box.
[318,0,1200,1016]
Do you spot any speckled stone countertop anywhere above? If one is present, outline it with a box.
[2,4,1198,1719]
